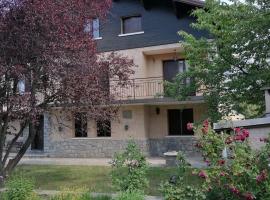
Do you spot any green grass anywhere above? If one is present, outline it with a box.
[13,165,201,196]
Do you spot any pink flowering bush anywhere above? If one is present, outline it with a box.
[191,120,270,200]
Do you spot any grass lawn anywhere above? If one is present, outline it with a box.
[13,165,201,196]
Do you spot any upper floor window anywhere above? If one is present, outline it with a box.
[17,78,31,95]
[163,60,189,82]
[85,18,101,39]
[121,15,142,35]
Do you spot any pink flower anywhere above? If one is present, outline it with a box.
[234,133,247,142]
[242,129,250,138]
[234,127,241,133]
[218,159,225,165]
[198,170,208,179]
[229,186,240,195]
[187,122,193,131]
[256,170,267,183]
[243,192,255,200]
[203,119,209,128]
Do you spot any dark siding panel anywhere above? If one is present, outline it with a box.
[97,0,208,52]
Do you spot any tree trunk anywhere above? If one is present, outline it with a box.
[4,122,36,176]
[0,164,5,188]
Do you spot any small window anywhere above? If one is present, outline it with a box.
[18,79,25,95]
[17,78,31,94]
[97,120,111,137]
[75,113,87,137]
[122,16,142,34]
[123,110,132,119]
[85,18,100,39]
[92,18,100,39]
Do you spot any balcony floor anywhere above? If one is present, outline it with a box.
[113,96,204,105]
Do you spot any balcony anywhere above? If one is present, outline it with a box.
[110,77,164,100]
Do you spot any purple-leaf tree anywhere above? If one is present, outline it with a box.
[0,0,134,185]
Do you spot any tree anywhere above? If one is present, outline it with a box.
[166,0,270,121]
[0,0,134,185]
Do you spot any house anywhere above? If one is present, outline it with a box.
[20,0,209,158]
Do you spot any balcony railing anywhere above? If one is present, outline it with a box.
[110,77,164,100]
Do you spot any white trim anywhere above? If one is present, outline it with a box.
[71,137,111,140]
[165,135,196,138]
[93,37,103,40]
[118,31,144,37]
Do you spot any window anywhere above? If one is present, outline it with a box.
[97,120,111,137]
[122,15,142,34]
[18,80,25,95]
[163,59,195,95]
[168,109,194,136]
[85,18,101,39]
[163,60,188,82]
[17,78,31,95]
[75,113,87,137]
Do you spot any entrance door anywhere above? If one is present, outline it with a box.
[168,109,182,135]
[31,116,44,150]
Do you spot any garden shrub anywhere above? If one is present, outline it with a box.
[111,140,148,193]
[114,190,144,200]
[160,152,206,200]
[191,120,270,200]
[2,176,40,200]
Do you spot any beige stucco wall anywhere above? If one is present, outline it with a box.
[110,43,192,100]
[147,104,207,139]
[47,103,207,141]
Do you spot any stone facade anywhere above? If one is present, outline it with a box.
[43,112,198,157]
[40,105,204,158]
[43,137,198,158]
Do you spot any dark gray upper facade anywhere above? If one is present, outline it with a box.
[97,0,208,52]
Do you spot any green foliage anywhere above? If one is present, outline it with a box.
[160,152,206,200]
[50,187,92,200]
[2,176,40,200]
[192,121,270,200]
[167,0,270,121]
[114,191,144,200]
[111,140,149,193]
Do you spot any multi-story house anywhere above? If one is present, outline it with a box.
[22,0,209,157]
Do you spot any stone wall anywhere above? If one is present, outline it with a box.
[43,137,198,158]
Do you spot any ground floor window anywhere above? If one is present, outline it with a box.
[168,108,194,136]
[75,113,88,137]
[31,115,44,150]
[97,120,111,137]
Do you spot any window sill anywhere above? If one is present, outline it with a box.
[93,37,103,40]
[118,31,144,37]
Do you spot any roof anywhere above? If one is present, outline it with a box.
[173,0,205,7]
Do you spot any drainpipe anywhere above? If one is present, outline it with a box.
[263,87,270,117]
